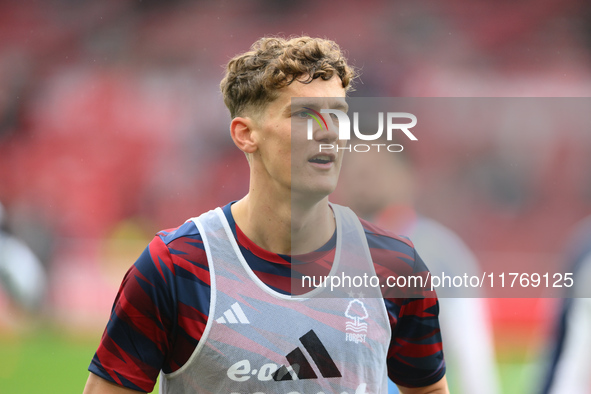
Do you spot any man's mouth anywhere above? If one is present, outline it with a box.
[308,154,335,164]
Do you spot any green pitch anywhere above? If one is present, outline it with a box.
[0,328,534,394]
[0,328,95,393]
[0,327,162,393]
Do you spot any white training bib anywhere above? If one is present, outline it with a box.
[160,204,390,394]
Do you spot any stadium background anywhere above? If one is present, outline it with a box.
[1,0,591,392]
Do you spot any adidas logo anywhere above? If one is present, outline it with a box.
[273,329,341,381]
[216,302,250,324]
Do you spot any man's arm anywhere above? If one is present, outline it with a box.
[83,373,143,394]
[86,238,178,393]
[398,376,449,394]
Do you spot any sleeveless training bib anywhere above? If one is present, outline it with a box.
[160,204,390,394]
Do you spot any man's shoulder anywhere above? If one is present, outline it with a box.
[144,217,209,274]
[359,216,415,252]
[155,205,232,247]
[148,205,232,270]
[157,219,203,245]
[130,217,212,292]
[356,217,423,276]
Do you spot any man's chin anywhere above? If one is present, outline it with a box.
[290,185,337,205]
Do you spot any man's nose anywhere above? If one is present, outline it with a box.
[314,115,339,143]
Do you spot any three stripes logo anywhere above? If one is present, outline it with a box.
[216,302,250,324]
[273,330,341,381]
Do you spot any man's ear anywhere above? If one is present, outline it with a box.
[230,117,258,154]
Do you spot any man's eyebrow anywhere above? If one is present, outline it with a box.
[288,100,349,114]
[329,100,349,112]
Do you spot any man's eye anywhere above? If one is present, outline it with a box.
[295,111,311,118]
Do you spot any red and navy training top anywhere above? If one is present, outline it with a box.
[89,203,446,392]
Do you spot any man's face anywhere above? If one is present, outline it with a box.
[251,76,347,201]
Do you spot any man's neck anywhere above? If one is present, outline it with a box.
[231,194,335,255]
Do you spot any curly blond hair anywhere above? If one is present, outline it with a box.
[220,36,355,119]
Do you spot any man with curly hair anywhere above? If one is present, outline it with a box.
[84,36,449,394]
